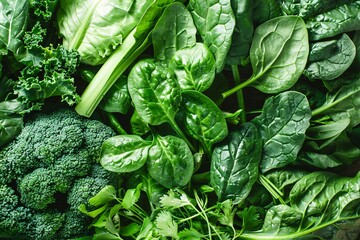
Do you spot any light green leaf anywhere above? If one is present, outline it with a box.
[155,211,178,239]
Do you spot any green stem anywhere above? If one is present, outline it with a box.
[169,118,197,153]
[191,171,210,184]
[258,174,285,205]
[75,29,151,117]
[222,75,258,99]
[231,65,246,123]
[106,112,127,135]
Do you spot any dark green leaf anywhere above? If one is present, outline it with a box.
[252,91,312,173]
[188,0,235,72]
[176,90,228,154]
[127,59,181,126]
[0,112,23,146]
[170,43,215,92]
[210,122,262,204]
[304,34,356,81]
[147,135,194,188]
[100,135,152,173]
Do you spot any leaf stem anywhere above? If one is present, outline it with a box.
[169,118,197,153]
[105,112,127,135]
[222,75,257,99]
[258,174,285,205]
[231,65,246,123]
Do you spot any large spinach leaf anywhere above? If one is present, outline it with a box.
[152,2,197,61]
[0,0,28,55]
[210,122,262,204]
[249,16,309,94]
[306,1,360,41]
[57,0,153,65]
[252,91,312,173]
[188,0,235,72]
[100,135,152,173]
[147,135,194,188]
[169,43,215,92]
[304,34,356,81]
[176,90,228,155]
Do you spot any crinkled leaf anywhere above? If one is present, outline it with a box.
[127,59,181,126]
[176,90,228,154]
[147,135,194,188]
[100,135,152,173]
[210,122,262,204]
[57,0,153,65]
[152,2,197,61]
[249,16,309,93]
[252,91,311,173]
[306,1,360,41]
[170,43,215,92]
[304,34,356,81]
[188,0,235,72]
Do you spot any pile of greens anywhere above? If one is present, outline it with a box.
[1,0,360,239]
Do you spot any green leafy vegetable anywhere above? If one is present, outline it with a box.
[152,2,197,61]
[210,122,262,204]
[188,0,235,72]
[252,91,312,173]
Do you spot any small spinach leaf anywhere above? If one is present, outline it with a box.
[152,2,197,61]
[169,43,215,92]
[100,135,152,173]
[127,59,181,126]
[252,91,312,173]
[188,0,235,72]
[147,135,194,188]
[176,90,228,155]
[210,122,262,204]
[304,34,356,81]
[0,112,23,147]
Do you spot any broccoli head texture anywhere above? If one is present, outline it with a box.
[0,108,118,239]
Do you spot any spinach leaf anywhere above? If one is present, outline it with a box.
[0,0,28,55]
[176,90,228,155]
[265,169,307,192]
[252,0,281,26]
[169,43,215,92]
[252,91,312,173]
[0,112,23,147]
[304,34,356,81]
[222,16,309,98]
[249,16,309,94]
[298,152,343,169]
[306,1,360,41]
[130,110,150,136]
[147,135,194,188]
[100,135,152,173]
[210,122,262,204]
[188,0,235,72]
[99,76,131,114]
[57,0,154,65]
[152,2,197,61]
[127,59,181,126]
[312,77,360,127]
[241,172,360,239]
[279,0,352,19]
[226,0,253,66]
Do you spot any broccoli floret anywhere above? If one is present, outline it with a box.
[0,184,32,238]
[0,108,117,239]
